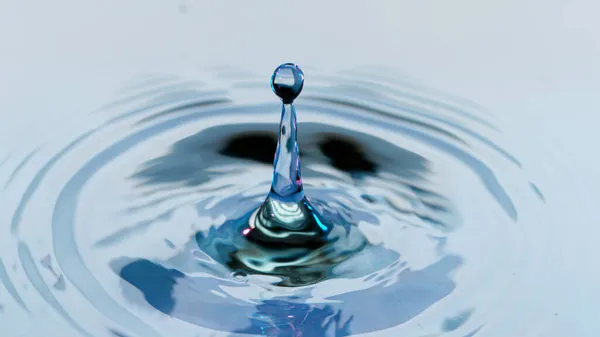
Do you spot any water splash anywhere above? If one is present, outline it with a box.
[0,65,578,337]
[210,64,371,287]
[244,63,332,249]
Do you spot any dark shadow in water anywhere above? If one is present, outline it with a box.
[318,135,377,174]
[131,122,431,187]
[220,133,279,165]
[221,130,378,174]
[98,122,458,248]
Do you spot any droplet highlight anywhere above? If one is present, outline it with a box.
[244,63,332,248]
[271,63,305,104]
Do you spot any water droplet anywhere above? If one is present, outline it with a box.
[231,270,248,283]
[270,63,304,104]
[241,64,332,249]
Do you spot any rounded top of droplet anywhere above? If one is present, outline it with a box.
[270,63,304,104]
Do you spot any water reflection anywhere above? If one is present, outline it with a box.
[113,253,461,335]
[107,118,464,334]
[0,67,551,337]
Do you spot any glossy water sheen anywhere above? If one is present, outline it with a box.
[232,64,343,282]
[269,103,303,200]
[0,66,592,337]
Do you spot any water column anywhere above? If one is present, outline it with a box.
[244,63,331,247]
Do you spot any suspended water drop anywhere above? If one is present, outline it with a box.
[271,63,305,104]
[214,64,373,287]
[243,63,332,247]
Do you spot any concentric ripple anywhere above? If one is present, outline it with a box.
[0,67,560,337]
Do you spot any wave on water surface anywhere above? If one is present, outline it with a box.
[0,66,552,337]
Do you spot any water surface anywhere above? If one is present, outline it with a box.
[0,66,591,337]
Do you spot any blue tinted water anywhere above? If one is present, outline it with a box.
[0,64,589,337]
